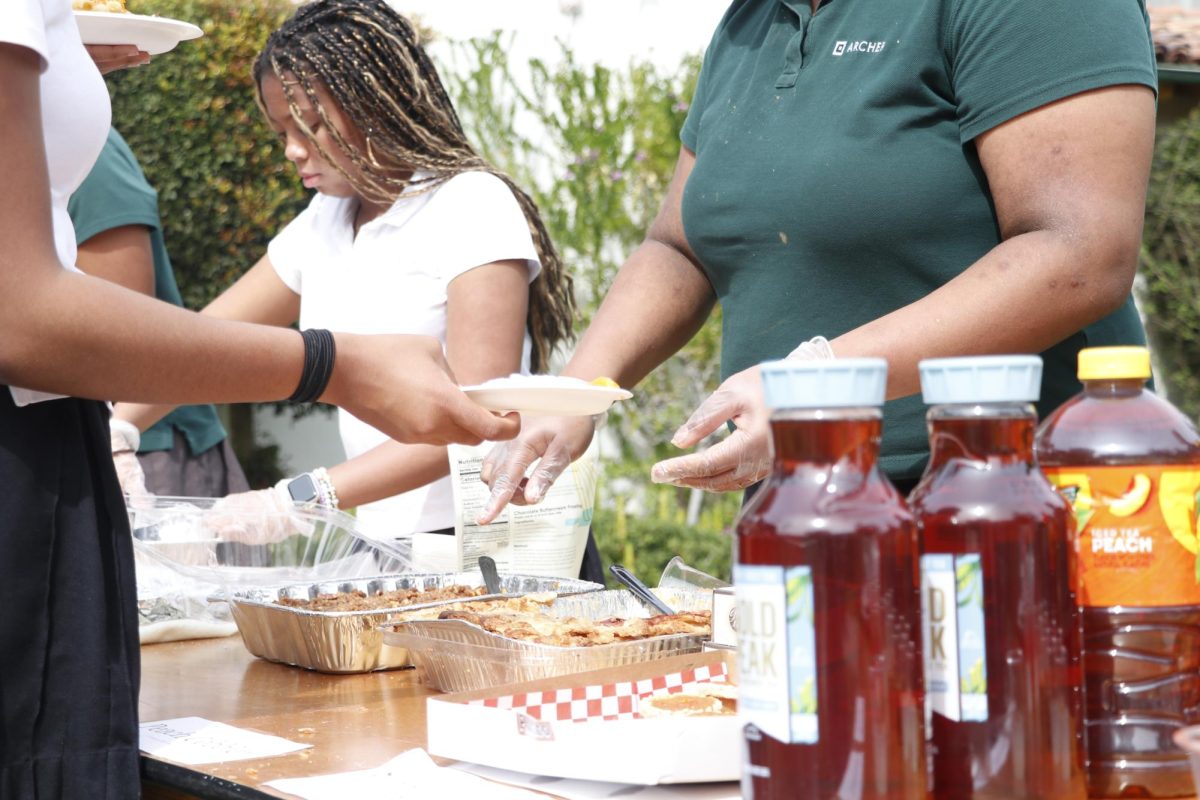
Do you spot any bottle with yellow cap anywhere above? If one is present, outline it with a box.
[1036,346,1200,798]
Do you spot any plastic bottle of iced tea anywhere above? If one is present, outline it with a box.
[909,355,1085,799]
[1036,346,1200,798]
[736,359,926,800]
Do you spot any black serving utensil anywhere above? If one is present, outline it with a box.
[478,555,503,595]
[609,563,676,615]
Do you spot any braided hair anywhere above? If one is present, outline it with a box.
[253,0,575,372]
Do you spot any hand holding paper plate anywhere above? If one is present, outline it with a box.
[74,9,203,55]
[462,375,632,417]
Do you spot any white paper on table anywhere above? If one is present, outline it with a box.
[264,748,541,799]
[447,438,599,579]
[452,763,742,800]
[139,717,311,765]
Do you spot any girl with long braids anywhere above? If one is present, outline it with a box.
[111,0,595,576]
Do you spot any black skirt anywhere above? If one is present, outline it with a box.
[0,390,140,799]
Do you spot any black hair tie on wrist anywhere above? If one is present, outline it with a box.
[289,328,337,404]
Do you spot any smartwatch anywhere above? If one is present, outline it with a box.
[286,472,320,505]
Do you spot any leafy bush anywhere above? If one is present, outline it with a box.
[594,507,733,588]
[108,0,307,311]
[1140,108,1200,423]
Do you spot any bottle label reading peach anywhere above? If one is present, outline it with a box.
[1044,466,1200,607]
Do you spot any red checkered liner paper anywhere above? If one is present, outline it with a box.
[471,662,730,723]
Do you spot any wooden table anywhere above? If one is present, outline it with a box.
[139,636,1200,800]
[139,636,436,799]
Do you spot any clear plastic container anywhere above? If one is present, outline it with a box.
[128,495,411,590]
[1037,346,1200,798]
[658,556,731,590]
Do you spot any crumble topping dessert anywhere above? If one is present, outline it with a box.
[426,606,712,647]
[276,583,486,612]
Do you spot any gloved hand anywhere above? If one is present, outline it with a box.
[204,480,314,544]
[476,415,599,524]
[651,337,834,492]
[110,417,151,502]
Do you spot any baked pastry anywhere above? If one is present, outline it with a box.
[639,684,738,718]
[276,584,486,612]
[430,606,712,647]
[73,0,129,11]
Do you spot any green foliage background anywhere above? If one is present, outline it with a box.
[107,0,307,312]
[1140,108,1200,424]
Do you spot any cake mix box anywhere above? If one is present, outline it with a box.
[426,650,740,785]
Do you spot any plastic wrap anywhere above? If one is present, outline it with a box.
[128,495,411,589]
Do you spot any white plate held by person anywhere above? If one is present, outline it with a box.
[73,0,203,56]
[462,375,632,417]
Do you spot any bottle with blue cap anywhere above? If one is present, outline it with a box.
[735,358,925,800]
[909,355,1084,799]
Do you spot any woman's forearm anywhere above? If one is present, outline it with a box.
[1,268,303,403]
[563,239,714,387]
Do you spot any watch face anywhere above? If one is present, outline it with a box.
[287,473,318,503]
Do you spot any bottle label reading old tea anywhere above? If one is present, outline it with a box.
[734,564,818,744]
[921,553,988,723]
[1045,466,1200,607]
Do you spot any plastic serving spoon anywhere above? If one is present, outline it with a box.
[609,563,676,615]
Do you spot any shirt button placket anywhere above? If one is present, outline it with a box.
[776,14,809,89]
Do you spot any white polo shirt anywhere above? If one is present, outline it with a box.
[269,170,541,539]
[6,0,110,406]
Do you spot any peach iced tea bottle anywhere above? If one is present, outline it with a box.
[736,359,926,799]
[910,355,1085,799]
[1037,346,1200,797]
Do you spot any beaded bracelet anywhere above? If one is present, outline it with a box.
[311,467,340,510]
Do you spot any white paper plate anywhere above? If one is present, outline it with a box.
[74,11,203,55]
[463,383,632,416]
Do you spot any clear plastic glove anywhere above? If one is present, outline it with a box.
[651,337,834,492]
[110,418,150,502]
[476,415,599,524]
[203,481,314,544]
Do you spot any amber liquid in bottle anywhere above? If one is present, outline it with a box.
[1038,379,1200,798]
[737,410,926,800]
[910,405,1085,799]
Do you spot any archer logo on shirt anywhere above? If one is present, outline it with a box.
[832,40,886,56]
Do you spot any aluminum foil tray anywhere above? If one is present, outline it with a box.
[382,588,713,692]
[229,572,602,674]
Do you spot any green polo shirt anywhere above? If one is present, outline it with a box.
[680,0,1157,481]
[68,128,228,456]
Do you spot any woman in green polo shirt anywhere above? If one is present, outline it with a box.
[477,0,1158,513]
